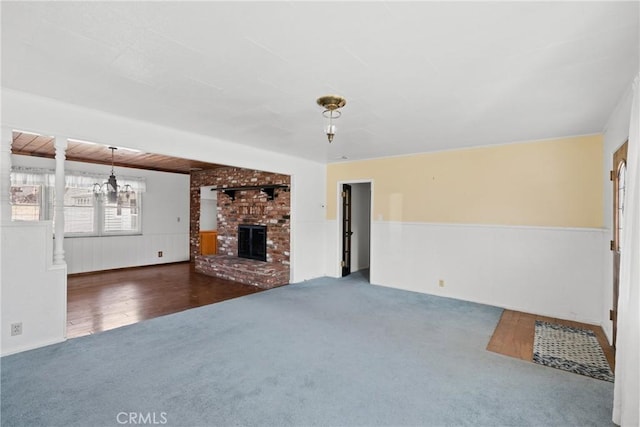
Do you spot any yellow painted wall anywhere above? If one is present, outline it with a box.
[326,135,603,228]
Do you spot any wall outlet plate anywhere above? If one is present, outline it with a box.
[11,322,22,336]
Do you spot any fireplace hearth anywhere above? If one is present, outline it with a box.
[238,225,267,262]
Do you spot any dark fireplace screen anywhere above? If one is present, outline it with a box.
[238,225,267,262]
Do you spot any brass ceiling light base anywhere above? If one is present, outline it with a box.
[316,95,346,143]
[316,95,346,111]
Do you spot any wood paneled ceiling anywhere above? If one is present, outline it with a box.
[11,132,223,174]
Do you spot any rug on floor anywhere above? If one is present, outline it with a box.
[533,320,614,382]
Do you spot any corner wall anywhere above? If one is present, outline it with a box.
[326,135,606,324]
[1,222,66,356]
[601,83,635,342]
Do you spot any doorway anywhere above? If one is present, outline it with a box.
[611,141,628,348]
[339,181,372,279]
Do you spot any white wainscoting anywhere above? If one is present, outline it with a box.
[327,220,608,326]
[1,221,67,356]
[64,232,189,274]
[290,219,327,283]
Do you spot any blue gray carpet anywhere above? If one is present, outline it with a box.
[1,271,614,426]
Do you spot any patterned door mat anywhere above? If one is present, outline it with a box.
[533,321,614,382]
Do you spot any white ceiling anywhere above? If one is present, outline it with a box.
[2,1,638,164]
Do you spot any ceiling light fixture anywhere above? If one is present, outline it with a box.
[92,146,130,203]
[316,95,346,143]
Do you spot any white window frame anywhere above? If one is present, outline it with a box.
[100,189,143,237]
[11,168,145,237]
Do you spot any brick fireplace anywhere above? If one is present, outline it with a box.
[191,167,290,289]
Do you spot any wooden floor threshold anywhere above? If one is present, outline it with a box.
[487,309,615,371]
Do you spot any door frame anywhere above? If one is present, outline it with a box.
[335,179,374,280]
[611,140,628,348]
[341,183,353,277]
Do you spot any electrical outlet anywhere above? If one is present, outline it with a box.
[438,280,445,288]
[158,251,163,258]
[11,322,22,336]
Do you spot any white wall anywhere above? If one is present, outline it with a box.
[327,217,606,324]
[1,222,67,356]
[11,155,191,274]
[350,183,371,272]
[371,222,606,325]
[2,89,327,282]
[199,185,217,231]
[601,83,635,342]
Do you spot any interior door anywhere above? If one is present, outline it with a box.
[612,141,628,348]
[342,184,352,277]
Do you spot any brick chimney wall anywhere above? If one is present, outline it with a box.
[190,167,290,265]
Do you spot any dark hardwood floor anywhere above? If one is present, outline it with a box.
[487,309,615,371]
[67,262,264,338]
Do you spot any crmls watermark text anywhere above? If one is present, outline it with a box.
[116,412,168,425]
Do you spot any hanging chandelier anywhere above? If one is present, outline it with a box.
[92,146,126,203]
[316,95,346,143]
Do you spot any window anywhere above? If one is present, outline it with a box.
[11,168,144,236]
[103,189,140,234]
[61,187,96,234]
[11,185,44,221]
[617,161,627,251]
[10,168,54,221]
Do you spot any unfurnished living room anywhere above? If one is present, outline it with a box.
[1,2,639,426]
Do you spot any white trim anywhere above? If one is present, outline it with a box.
[371,220,606,233]
[1,338,67,357]
[328,133,603,165]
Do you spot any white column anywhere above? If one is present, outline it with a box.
[53,136,68,265]
[0,127,12,223]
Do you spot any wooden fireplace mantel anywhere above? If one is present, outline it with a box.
[213,184,289,201]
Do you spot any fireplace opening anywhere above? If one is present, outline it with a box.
[238,225,267,262]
